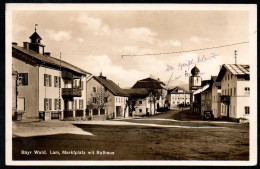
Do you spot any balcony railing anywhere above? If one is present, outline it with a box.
[221,95,230,104]
[62,88,82,97]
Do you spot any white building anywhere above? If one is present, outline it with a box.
[167,86,191,109]
[216,64,250,121]
[12,30,91,120]
[86,74,129,119]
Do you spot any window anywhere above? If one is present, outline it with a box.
[234,87,236,96]
[54,76,61,88]
[18,73,28,86]
[245,87,250,95]
[75,100,77,110]
[245,106,250,114]
[92,97,97,103]
[104,97,108,103]
[54,99,61,110]
[139,100,142,104]
[44,98,52,110]
[79,100,83,109]
[44,74,52,87]
[139,109,142,113]
[93,87,96,92]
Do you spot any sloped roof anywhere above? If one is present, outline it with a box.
[216,64,250,82]
[29,32,42,40]
[123,88,150,98]
[12,45,91,76]
[132,77,166,89]
[169,86,190,94]
[211,76,221,87]
[93,76,128,97]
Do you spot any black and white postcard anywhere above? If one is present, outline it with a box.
[5,3,257,166]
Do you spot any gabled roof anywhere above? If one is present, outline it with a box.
[169,86,190,94]
[12,45,91,76]
[216,64,250,82]
[93,76,128,97]
[123,88,150,98]
[211,76,221,87]
[132,77,166,89]
[29,32,42,40]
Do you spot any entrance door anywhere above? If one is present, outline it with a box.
[17,97,25,111]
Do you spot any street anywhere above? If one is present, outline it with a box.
[12,109,249,160]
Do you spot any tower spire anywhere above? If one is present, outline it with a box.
[35,24,38,32]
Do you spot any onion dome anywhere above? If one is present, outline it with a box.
[191,65,200,76]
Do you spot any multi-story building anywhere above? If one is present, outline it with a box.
[86,74,129,119]
[131,77,167,114]
[167,86,191,109]
[123,88,155,116]
[12,30,91,120]
[216,64,250,121]
[211,76,221,119]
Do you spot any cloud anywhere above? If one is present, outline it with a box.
[77,38,85,43]
[169,40,181,46]
[76,14,110,36]
[45,29,71,41]
[159,40,181,47]
[13,24,26,33]
[83,54,146,87]
[124,27,157,44]
[190,36,210,43]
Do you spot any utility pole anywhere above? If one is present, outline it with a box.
[234,50,237,65]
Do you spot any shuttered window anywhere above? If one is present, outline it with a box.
[44,98,53,110]
[44,74,52,87]
[18,73,28,86]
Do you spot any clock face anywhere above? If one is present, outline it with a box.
[194,77,201,86]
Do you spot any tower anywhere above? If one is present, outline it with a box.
[28,25,45,54]
[189,65,202,92]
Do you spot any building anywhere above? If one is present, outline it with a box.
[123,88,155,116]
[192,80,211,116]
[167,86,191,109]
[86,74,129,119]
[131,77,167,114]
[211,76,222,119]
[12,29,91,120]
[216,64,250,121]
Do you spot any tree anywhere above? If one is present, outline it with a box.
[87,86,110,113]
[126,94,142,117]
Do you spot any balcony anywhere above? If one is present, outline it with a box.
[221,95,230,104]
[62,88,82,97]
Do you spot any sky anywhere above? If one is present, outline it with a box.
[12,9,251,88]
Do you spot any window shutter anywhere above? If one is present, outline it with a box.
[49,99,52,110]
[49,75,52,86]
[81,81,83,90]
[54,99,57,110]
[24,73,28,85]
[44,74,47,86]
[59,77,61,88]
[54,76,57,87]
[44,98,47,110]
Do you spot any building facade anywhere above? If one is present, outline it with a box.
[12,30,91,120]
[216,64,250,121]
[167,86,191,109]
[132,77,167,115]
[86,74,129,119]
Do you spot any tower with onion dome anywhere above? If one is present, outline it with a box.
[189,65,202,92]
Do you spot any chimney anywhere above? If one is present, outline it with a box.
[44,52,51,56]
[23,42,29,50]
[12,42,17,46]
